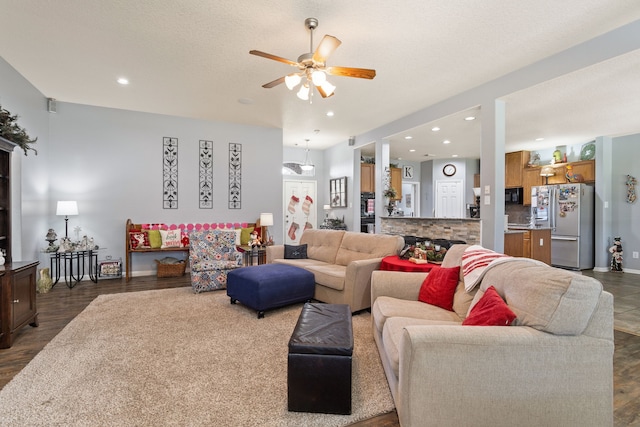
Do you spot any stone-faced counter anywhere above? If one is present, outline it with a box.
[380,217,480,245]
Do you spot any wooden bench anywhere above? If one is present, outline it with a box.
[125,219,257,282]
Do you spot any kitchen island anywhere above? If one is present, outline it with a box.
[380,217,480,245]
[504,225,552,264]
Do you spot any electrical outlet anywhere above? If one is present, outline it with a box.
[540,238,544,246]
[633,251,639,259]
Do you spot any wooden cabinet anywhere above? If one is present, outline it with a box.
[530,228,551,265]
[504,228,551,265]
[0,136,15,263]
[390,167,402,200]
[505,151,530,188]
[522,168,543,206]
[360,163,375,193]
[504,232,524,257]
[569,160,595,183]
[0,261,39,348]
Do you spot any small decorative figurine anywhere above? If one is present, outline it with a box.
[37,268,53,293]
[45,228,57,248]
[249,230,262,247]
[609,237,623,272]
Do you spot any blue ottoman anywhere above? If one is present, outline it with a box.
[227,264,315,318]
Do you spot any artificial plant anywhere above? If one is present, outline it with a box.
[0,105,38,155]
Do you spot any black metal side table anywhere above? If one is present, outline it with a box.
[49,249,99,288]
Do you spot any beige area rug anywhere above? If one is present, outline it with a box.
[0,287,394,426]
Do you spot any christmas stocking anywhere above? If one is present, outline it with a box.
[301,195,314,215]
[288,221,299,240]
[288,195,300,214]
[304,221,313,230]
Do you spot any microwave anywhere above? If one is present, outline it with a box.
[505,187,523,204]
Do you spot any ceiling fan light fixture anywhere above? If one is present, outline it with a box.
[297,84,310,100]
[285,73,302,90]
[320,80,336,97]
[311,70,326,86]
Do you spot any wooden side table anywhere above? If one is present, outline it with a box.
[0,261,39,348]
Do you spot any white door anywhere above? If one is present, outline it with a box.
[435,180,464,218]
[399,182,420,216]
[283,180,317,245]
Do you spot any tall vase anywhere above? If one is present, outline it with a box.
[37,268,53,294]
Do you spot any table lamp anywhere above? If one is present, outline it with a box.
[260,212,274,245]
[540,166,555,185]
[56,201,78,238]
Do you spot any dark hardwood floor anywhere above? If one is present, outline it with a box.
[1,271,638,426]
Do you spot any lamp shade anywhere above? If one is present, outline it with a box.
[540,166,555,177]
[260,213,274,227]
[56,201,78,216]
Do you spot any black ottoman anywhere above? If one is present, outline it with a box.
[226,264,315,318]
[288,303,353,415]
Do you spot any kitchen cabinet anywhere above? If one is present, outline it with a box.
[390,167,402,200]
[360,163,375,193]
[522,168,543,206]
[569,160,595,183]
[505,151,530,188]
[504,228,551,265]
[0,261,39,348]
[504,232,524,257]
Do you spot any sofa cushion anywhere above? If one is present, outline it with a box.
[462,286,517,326]
[334,232,403,266]
[304,264,347,291]
[475,259,603,335]
[284,244,308,259]
[418,266,460,311]
[373,296,462,333]
[299,229,345,264]
[382,316,461,377]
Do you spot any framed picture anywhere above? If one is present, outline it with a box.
[330,176,347,208]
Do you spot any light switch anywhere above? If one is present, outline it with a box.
[484,185,490,194]
[484,195,490,205]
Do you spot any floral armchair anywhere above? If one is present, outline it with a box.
[189,230,243,293]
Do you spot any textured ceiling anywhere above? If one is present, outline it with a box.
[1,1,639,162]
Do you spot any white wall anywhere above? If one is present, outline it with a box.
[45,102,283,275]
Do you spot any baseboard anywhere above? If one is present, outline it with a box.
[593,266,639,275]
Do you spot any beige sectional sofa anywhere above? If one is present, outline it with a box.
[266,229,404,312]
[371,244,614,427]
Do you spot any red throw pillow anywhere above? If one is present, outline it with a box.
[418,266,460,311]
[463,285,517,326]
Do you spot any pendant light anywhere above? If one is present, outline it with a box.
[301,139,314,171]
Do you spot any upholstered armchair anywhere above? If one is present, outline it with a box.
[189,230,243,293]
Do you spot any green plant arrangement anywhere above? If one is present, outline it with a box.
[0,105,38,155]
[383,187,397,199]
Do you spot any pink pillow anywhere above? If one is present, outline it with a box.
[418,266,460,311]
[463,286,517,326]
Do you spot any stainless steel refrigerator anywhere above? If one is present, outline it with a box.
[531,183,594,269]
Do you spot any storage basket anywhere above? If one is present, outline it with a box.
[155,259,187,278]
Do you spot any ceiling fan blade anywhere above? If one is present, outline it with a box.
[316,85,335,98]
[261,76,286,88]
[326,66,376,79]
[249,50,298,66]
[312,35,341,64]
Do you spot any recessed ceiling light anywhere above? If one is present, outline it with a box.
[464,116,476,121]
[326,111,334,117]
[431,127,440,132]
[443,140,451,144]
[404,136,413,140]
[452,154,459,157]
[117,77,129,85]
[536,137,544,141]
[409,149,416,152]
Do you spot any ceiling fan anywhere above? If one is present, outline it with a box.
[249,17,376,100]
